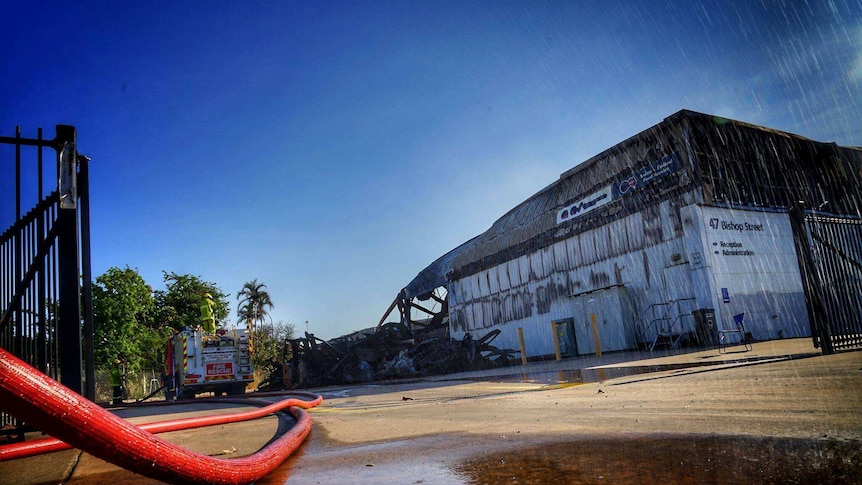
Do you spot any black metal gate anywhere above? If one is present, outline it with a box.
[1,125,94,434]
[794,212,862,354]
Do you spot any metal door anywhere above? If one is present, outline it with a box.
[553,318,576,358]
[572,296,595,355]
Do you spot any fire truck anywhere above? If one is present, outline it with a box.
[163,327,254,399]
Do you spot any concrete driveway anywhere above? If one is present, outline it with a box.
[2,338,860,484]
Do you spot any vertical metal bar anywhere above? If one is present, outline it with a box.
[828,222,846,349]
[791,209,832,353]
[809,219,832,352]
[47,204,58,380]
[51,200,59,381]
[852,222,862,348]
[836,223,849,349]
[37,129,47,371]
[838,220,862,350]
[2,239,7,348]
[15,127,21,219]
[38,128,44,200]
[1,239,5,336]
[24,220,31,363]
[56,125,82,394]
[79,156,95,400]
[55,198,61,381]
[14,127,23,357]
[30,219,35,361]
[846,222,860,346]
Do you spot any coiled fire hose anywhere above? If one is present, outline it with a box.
[0,395,320,461]
[0,347,322,484]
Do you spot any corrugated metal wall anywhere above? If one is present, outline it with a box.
[450,193,698,356]
[408,110,861,357]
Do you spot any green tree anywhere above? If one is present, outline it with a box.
[236,279,273,334]
[154,271,230,331]
[251,321,295,383]
[251,320,296,381]
[92,267,166,372]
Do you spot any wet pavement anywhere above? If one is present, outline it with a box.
[452,435,862,484]
[2,338,861,484]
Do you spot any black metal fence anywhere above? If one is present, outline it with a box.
[1,125,94,435]
[797,213,862,354]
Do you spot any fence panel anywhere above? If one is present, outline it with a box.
[0,125,93,436]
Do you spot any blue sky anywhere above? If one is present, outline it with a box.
[2,1,860,340]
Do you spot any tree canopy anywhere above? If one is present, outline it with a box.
[92,268,232,372]
[91,269,300,382]
[92,266,164,371]
[154,271,230,331]
[237,279,273,333]
[251,320,295,371]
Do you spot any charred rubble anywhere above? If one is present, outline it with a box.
[260,326,518,390]
[259,300,518,390]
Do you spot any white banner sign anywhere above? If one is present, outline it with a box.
[557,186,612,224]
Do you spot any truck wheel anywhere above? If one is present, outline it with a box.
[227,384,246,396]
[178,388,195,400]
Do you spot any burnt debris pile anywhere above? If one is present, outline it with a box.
[262,325,518,389]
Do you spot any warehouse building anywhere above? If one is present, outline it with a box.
[402,110,862,358]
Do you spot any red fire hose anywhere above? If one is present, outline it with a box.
[0,347,322,484]
[0,395,320,461]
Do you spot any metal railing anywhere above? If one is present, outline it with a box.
[1,125,94,434]
[634,298,697,351]
[795,212,862,354]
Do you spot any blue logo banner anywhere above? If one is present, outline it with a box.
[612,152,681,199]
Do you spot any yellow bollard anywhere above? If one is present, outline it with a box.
[552,322,562,361]
[518,327,528,367]
[591,313,602,357]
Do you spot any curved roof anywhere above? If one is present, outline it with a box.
[404,109,852,298]
[403,110,691,298]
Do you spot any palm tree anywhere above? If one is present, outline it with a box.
[236,279,274,335]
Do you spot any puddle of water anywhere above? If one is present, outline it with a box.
[452,435,862,484]
[481,363,711,385]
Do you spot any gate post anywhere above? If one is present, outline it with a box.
[79,154,95,400]
[56,125,84,393]
[790,204,833,354]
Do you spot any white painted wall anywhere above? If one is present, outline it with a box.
[681,205,810,340]
[449,201,811,358]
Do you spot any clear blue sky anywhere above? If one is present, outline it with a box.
[2,1,860,340]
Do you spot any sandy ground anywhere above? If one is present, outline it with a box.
[2,338,861,484]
